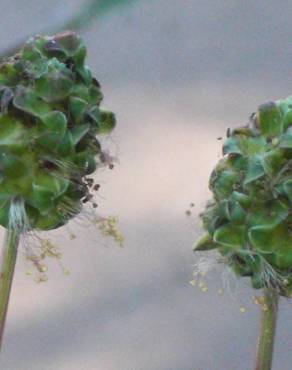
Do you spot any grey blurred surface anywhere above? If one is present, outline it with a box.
[0,1,291,369]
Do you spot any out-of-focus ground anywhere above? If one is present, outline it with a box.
[0,1,292,369]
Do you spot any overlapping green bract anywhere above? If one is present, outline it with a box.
[0,31,116,231]
[195,96,292,296]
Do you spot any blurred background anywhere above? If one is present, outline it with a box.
[0,1,291,369]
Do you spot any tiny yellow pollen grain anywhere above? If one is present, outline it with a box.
[240,307,247,313]
[39,264,48,273]
[69,234,76,240]
[36,274,48,283]
[63,269,70,276]
[199,271,207,277]
[218,288,224,295]
[25,270,33,276]
[283,278,289,286]
[253,295,265,305]
[198,281,205,288]
[189,279,197,286]
[201,286,208,292]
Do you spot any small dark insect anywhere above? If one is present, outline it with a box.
[217,137,222,141]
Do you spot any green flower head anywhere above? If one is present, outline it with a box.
[0,31,116,232]
[195,96,292,296]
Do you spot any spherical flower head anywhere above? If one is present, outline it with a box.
[0,31,116,231]
[195,96,292,296]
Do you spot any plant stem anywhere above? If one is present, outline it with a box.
[254,288,279,370]
[0,229,20,349]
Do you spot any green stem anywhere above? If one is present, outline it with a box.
[0,229,20,349]
[254,288,279,370]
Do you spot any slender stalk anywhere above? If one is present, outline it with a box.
[254,288,279,370]
[0,229,20,349]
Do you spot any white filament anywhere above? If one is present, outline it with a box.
[8,196,30,233]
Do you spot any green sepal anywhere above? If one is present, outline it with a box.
[25,58,48,78]
[21,38,43,61]
[28,185,55,214]
[35,58,73,102]
[248,200,288,228]
[283,180,292,202]
[279,133,292,149]
[69,96,87,123]
[194,233,219,251]
[73,152,96,175]
[41,111,67,133]
[219,199,230,220]
[230,191,251,208]
[262,149,284,176]
[0,115,27,152]
[257,102,283,137]
[77,65,92,86]
[214,223,246,249]
[249,223,292,269]
[229,201,246,224]
[240,136,267,156]
[0,63,19,86]
[53,32,83,57]
[99,109,116,134]
[56,131,75,157]
[33,172,69,198]
[283,110,292,131]
[70,124,90,145]
[0,154,27,178]
[35,209,64,230]
[13,88,51,116]
[86,106,101,126]
[211,168,239,200]
[223,137,242,155]
[244,155,265,185]
[36,111,67,149]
